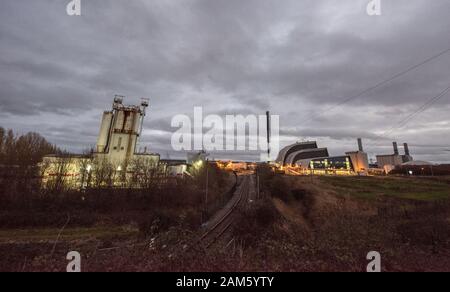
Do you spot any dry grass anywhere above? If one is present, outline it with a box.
[226,172,450,272]
[1,171,449,272]
[318,176,450,201]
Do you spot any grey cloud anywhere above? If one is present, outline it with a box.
[280,127,389,141]
[0,0,450,161]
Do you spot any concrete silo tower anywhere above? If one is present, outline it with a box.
[96,96,150,166]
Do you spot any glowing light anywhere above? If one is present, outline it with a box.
[193,160,204,169]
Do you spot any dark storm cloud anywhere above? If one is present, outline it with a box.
[0,0,449,162]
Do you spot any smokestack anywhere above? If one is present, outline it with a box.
[393,142,399,155]
[266,111,271,160]
[357,138,364,152]
[404,143,410,156]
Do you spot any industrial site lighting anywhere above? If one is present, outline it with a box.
[194,160,203,169]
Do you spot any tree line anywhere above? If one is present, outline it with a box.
[0,127,59,166]
[0,128,235,232]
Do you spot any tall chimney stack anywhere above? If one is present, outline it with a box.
[404,143,410,156]
[357,138,364,152]
[266,111,271,160]
[393,142,399,155]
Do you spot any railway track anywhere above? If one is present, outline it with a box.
[198,175,251,249]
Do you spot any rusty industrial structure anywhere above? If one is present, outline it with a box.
[41,96,188,188]
[95,95,150,165]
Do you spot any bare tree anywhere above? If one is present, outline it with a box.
[0,128,58,166]
[44,156,73,194]
[0,127,4,164]
[77,153,94,189]
[91,156,115,188]
[15,132,58,166]
[129,156,159,190]
[3,129,16,165]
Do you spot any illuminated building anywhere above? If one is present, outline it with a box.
[376,142,414,170]
[276,138,369,175]
[276,141,329,165]
[41,96,163,188]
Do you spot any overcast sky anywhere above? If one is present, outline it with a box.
[1,0,449,163]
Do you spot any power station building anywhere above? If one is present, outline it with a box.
[276,139,369,175]
[376,142,413,170]
[276,141,329,166]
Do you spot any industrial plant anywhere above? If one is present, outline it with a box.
[41,95,427,188]
[275,139,369,175]
[95,95,155,166]
[274,138,421,176]
[41,96,190,188]
[376,142,413,172]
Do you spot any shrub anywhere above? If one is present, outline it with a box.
[233,199,279,247]
[137,210,178,237]
[268,176,292,202]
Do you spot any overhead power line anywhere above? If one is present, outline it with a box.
[299,47,450,125]
[362,85,450,151]
[382,85,450,136]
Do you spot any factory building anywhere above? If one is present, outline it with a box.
[345,138,370,173]
[41,96,183,188]
[276,139,369,175]
[160,160,188,177]
[94,96,158,167]
[308,139,369,175]
[376,142,413,170]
